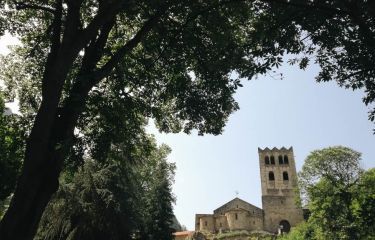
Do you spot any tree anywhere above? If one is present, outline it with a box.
[298,146,363,202]
[37,161,138,240]
[137,144,175,240]
[1,1,375,239]
[0,93,24,209]
[298,146,375,240]
[36,139,176,240]
[0,1,302,239]
[262,0,375,127]
[351,168,375,239]
[278,222,316,240]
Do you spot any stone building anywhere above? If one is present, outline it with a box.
[195,147,304,234]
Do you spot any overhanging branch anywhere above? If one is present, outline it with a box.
[90,10,166,84]
[15,2,57,14]
[263,0,349,16]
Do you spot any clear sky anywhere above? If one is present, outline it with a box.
[147,62,375,230]
[1,34,374,230]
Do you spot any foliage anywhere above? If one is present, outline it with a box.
[277,222,324,240]
[264,0,375,127]
[295,146,375,240]
[298,146,363,204]
[1,0,375,238]
[36,138,176,240]
[0,93,24,202]
[0,196,11,220]
[0,1,307,238]
[137,144,175,240]
[351,168,375,239]
[36,161,136,240]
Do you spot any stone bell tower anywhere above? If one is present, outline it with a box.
[258,147,304,233]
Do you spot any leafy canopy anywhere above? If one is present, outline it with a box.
[296,146,374,240]
[264,0,375,127]
[1,0,375,239]
[0,0,302,138]
[0,94,24,203]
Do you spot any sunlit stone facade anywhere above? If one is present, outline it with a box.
[195,147,304,234]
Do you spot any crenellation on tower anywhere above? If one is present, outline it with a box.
[258,146,304,233]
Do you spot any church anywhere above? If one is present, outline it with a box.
[194,147,304,234]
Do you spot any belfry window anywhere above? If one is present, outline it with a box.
[269,171,275,181]
[283,171,289,181]
[278,155,283,164]
[284,155,289,164]
[270,155,275,165]
[265,156,270,165]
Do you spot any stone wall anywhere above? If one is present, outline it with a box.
[196,207,263,233]
[214,215,229,232]
[226,209,249,231]
[195,214,214,232]
[199,215,215,232]
[258,147,304,233]
[262,195,303,233]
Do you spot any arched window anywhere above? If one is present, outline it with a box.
[235,213,238,220]
[278,155,283,164]
[283,171,289,181]
[270,155,275,164]
[265,156,270,165]
[284,155,289,164]
[269,171,275,181]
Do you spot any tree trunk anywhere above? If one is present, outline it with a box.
[0,49,76,239]
[0,154,60,239]
[0,3,153,237]
[0,69,95,240]
[0,69,69,239]
[0,90,88,240]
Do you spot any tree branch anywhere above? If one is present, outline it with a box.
[15,2,57,14]
[81,19,116,72]
[91,10,166,84]
[54,8,167,141]
[72,0,124,53]
[345,2,375,53]
[62,0,84,43]
[41,0,62,97]
[263,0,350,16]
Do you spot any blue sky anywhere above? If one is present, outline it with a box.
[148,62,375,230]
[1,35,374,230]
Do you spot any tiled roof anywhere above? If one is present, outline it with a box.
[173,231,194,236]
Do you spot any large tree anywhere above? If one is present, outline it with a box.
[36,140,176,240]
[0,1,301,239]
[1,0,375,239]
[297,146,375,240]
